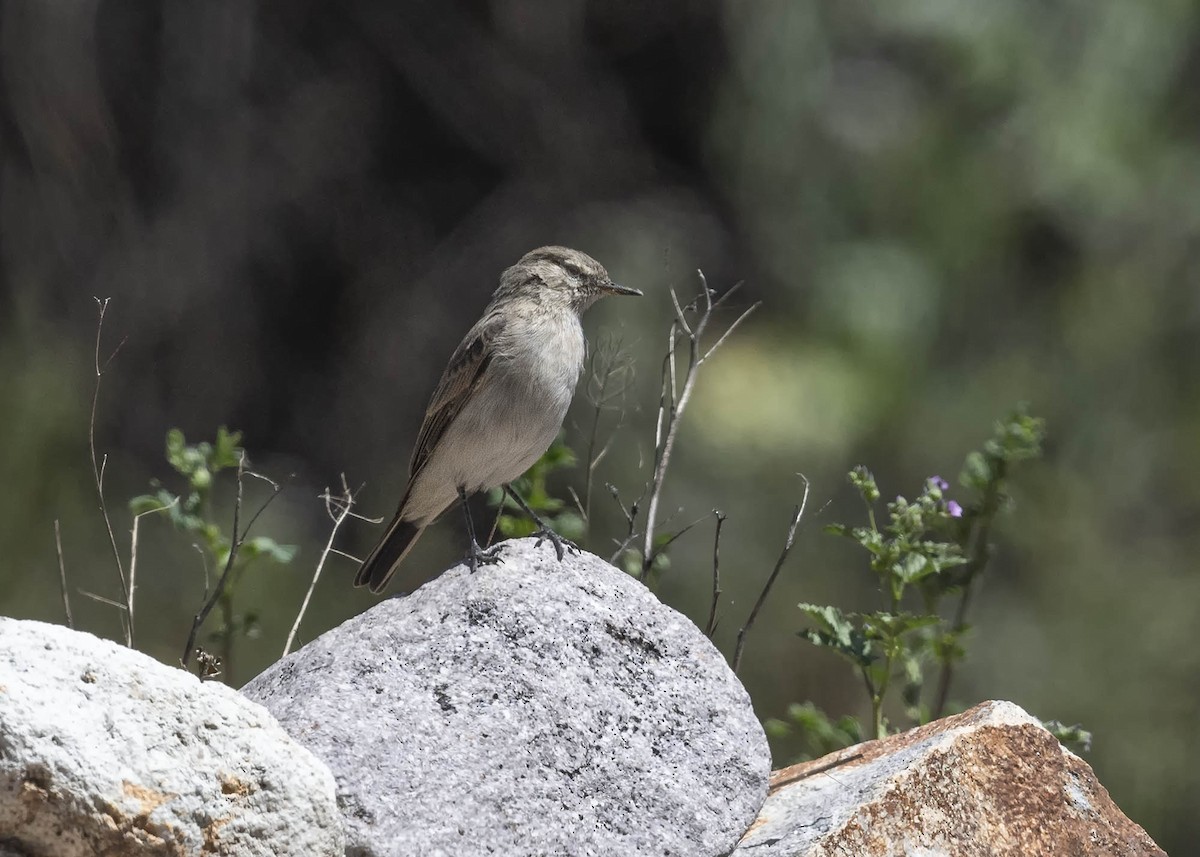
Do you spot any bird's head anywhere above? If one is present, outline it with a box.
[498,246,642,313]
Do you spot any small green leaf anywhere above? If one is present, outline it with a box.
[894,552,934,583]
[165,429,188,473]
[130,490,177,516]
[763,718,791,739]
[1042,719,1092,754]
[862,612,939,639]
[243,537,298,564]
[190,467,212,491]
[960,451,992,491]
[797,603,873,667]
[212,426,243,470]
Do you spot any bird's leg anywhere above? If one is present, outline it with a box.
[458,486,502,572]
[503,483,579,562]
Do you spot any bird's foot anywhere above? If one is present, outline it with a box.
[466,540,504,573]
[532,527,579,562]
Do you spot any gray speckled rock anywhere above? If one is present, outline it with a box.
[0,618,343,856]
[243,537,770,856]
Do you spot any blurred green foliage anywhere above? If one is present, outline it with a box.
[773,409,1048,753]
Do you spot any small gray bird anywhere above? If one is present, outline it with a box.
[355,246,642,593]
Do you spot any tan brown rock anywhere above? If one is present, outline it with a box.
[733,700,1164,857]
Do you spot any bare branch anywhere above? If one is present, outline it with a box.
[127,497,179,646]
[77,589,128,610]
[640,272,758,580]
[340,506,381,520]
[643,511,710,572]
[53,520,74,629]
[192,544,211,596]
[668,287,693,338]
[486,500,503,548]
[605,482,642,565]
[701,302,761,364]
[705,510,727,638]
[88,297,130,645]
[567,485,586,520]
[709,279,744,312]
[284,476,358,657]
[732,475,811,674]
[607,530,642,566]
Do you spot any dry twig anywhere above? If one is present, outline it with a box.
[53,520,74,629]
[605,482,643,566]
[639,273,759,580]
[88,297,130,643]
[283,475,374,657]
[77,589,128,611]
[126,497,178,645]
[732,475,811,674]
[704,510,726,638]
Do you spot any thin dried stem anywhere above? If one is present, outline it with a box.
[284,476,358,657]
[88,297,131,645]
[78,589,128,610]
[127,497,179,646]
[605,482,642,565]
[702,302,758,363]
[732,475,811,674]
[53,520,74,629]
[486,501,503,548]
[643,511,709,573]
[705,510,727,638]
[607,531,641,566]
[639,272,760,580]
[192,544,211,595]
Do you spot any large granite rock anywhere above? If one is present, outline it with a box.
[733,700,1165,857]
[243,537,770,856]
[0,618,343,856]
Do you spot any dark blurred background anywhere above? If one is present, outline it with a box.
[2,0,1197,848]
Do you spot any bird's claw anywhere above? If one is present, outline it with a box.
[533,528,579,562]
[467,541,504,573]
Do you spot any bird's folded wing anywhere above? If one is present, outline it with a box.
[408,312,503,478]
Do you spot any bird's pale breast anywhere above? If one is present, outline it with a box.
[403,308,586,525]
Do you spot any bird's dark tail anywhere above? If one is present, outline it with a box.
[355,512,425,593]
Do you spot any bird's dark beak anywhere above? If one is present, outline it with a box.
[601,281,642,297]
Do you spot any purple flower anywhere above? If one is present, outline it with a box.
[947,500,963,518]
[930,475,949,491]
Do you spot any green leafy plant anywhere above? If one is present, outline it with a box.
[775,407,1050,749]
[132,427,296,682]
